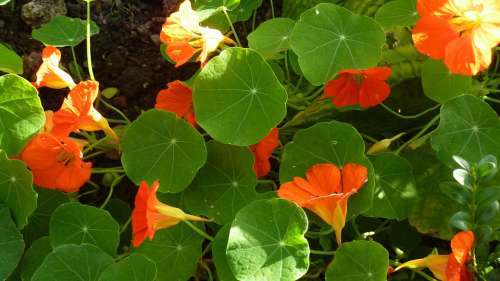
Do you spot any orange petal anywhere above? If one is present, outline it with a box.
[324,74,360,108]
[341,163,368,193]
[450,231,474,265]
[249,128,279,177]
[413,15,458,59]
[277,180,317,206]
[358,77,391,108]
[34,46,76,89]
[445,34,490,75]
[155,80,194,121]
[362,66,392,81]
[416,0,449,16]
[166,42,198,67]
[304,163,342,195]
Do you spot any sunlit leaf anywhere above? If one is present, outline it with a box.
[374,0,419,28]
[213,225,237,281]
[421,59,472,104]
[32,15,100,47]
[0,43,23,74]
[248,18,295,59]
[98,254,157,281]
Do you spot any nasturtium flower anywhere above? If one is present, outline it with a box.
[34,46,76,89]
[277,163,368,245]
[160,0,235,67]
[52,81,118,141]
[155,80,196,126]
[20,133,92,193]
[413,0,500,75]
[396,230,475,281]
[324,67,392,109]
[249,128,279,177]
[132,180,208,247]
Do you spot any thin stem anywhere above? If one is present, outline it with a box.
[83,136,111,154]
[310,249,335,255]
[305,86,324,101]
[269,0,275,18]
[83,150,105,160]
[284,51,291,85]
[100,175,124,208]
[92,167,125,174]
[100,99,131,123]
[307,228,333,236]
[396,115,440,154]
[413,270,438,281]
[351,217,362,239]
[293,75,304,93]
[222,8,242,47]
[361,133,378,143]
[120,216,131,234]
[85,0,96,81]
[251,9,257,31]
[380,103,440,119]
[199,260,214,281]
[485,96,500,103]
[183,220,214,241]
[70,47,83,81]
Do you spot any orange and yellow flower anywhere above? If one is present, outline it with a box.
[249,128,279,177]
[155,80,196,126]
[324,67,392,109]
[413,0,500,75]
[20,133,92,193]
[160,0,235,67]
[277,163,368,245]
[33,46,76,89]
[52,81,118,141]
[131,180,208,247]
[396,231,475,281]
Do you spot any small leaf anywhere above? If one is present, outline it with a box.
[450,211,471,230]
[49,202,120,255]
[439,182,470,206]
[477,201,500,225]
[31,244,114,281]
[374,0,419,28]
[32,16,100,47]
[194,47,287,146]
[0,74,45,156]
[121,110,207,193]
[226,199,310,281]
[452,168,471,187]
[0,150,37,229]
[98,254,157,281]
[0,43,23,74]
[20,237,52,281]
[0,204,25,280]
[452,155,471,171]
[421,59,472,104]
[229,0,262,22]
[248,18,295,59]
[212,225,237,281]
[325,240,389,281]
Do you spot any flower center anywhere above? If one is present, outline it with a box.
[449,7,483,34]
[56,145,75,166]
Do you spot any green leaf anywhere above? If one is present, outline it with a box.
[20,236,52,281]
[226,199,309,281]
[431,95,500,167]
[0,150,37,229]
[49,202,120,255]
[0,43,23,74]
[374,0,419,28]
[0,204,25,280]
[213,225,237,281]
[184,141,258,225]
[121,110,207,193]
[248,18,295,59]
[31,244,114,281]
[365,153,417,220]
[104,199,131,226]
[32,15,100,47]
[0,0,12,5]
[0,74,45,156]
[229,0,263,22]
[23,188,69,245]
[194,47,287,146]
[325,240,389,281]
[279,121,374,218]
[134,223,204,281]
[421,59,472,104]
[290,3,386,85]
[98,254,157,281]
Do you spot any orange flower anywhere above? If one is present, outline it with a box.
[277,163,368,245]
[155,80,196,126]
[160,0,235,67]
[34,46,76,89]
[52,81,118,141]
[396,231,475,281]
[413,0,500,75]
[131,180,208,247]
[324,67,392,109]
[20,133,92,193]
[249,128,279,177]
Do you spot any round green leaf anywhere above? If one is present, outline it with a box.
[31,244,114,281]
[365,153,417,220]
[0,74,45,156]
[290,3,385,85]
[184,141,258,224]
[421,59,472,104]
[0,204,24,280]
[49,202,120,255]
[0,150,37,229]
[20,236,52,281]
[32,15,100,47]
[279,121,374,218]
[229,0,263,22]
[98,254,157,281]
[0,43,23,74]
[213,225,237,281]
[134,223,204,281]
[104,199,131,226]
[325,240,389,281]
[121,109,207,193]
[226,199,310,281]
[248,18,296,59]
[374,0,419,28]
[193,47,287,146]
[431,95,500,167]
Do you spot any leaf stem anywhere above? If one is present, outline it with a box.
[284,51,291,85]
[85,0,96,81]
[183,220,214,241]
[100,175,124,208]
[380,103,440,119]
[120,216,131,234]
[269,0,275,18]
[395,114,440,154]
[309,249,335,255]
[222,8,242,47]
[100,99,131,123]
[199,260,214,281]
[92,167,125,174]
[70,46,83,81]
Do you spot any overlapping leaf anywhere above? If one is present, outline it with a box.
[19,236,52,281]
[32,15,100,47]
[374,0,419,28]
[248,18,295,59]
[98,254,157,281]
[0,204,24,280]
[421,59,472,104]
[0,43,23,74]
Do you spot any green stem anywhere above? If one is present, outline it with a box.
[293,75,304,93]
[107,118,129,124]
[413,270,438,281]
[83,150,105,160]
[284,51,291,85]
[70,46,83,81]
[485,96,500,103]
[199,260,214,281]
[100,175,124,208]
[120,216,131,234]
[380,103,440,119]
[307,228,333,236]
[83,136,111,154]
[395,115,440,154]
[361,133,378,143]
[269,0,275,18]
[85,0,96,81]
[222,8,242,47]
[100,99,131,123]
[251,9,257,31]
[92,167,125,174]
[305,86,324,101]
[309,249,335,255]
[351,217,362,239]
[183,220,214,241]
